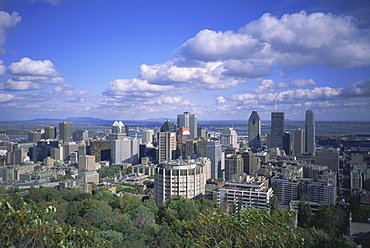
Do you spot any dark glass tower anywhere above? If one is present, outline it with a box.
[248,111,261,149]
[271,112,284,149]
[305,110,316,154]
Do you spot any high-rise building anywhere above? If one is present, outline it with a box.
[271,112,285,149]
[44,126,56,140]
[177,127,192,158]
[157,132,176,163]
[111,138,140,164]
[291,129,305,156]
[301,177,336,205]
[315,148,340,173]
[206,141,224,179]
[154,159,207,205]
[283,132,291,156]
[73,130,88,142]
[59,122,72,143]
[225,154,243,181]
[220,128,238,148]
[248,111,261,149]
[79,155,97,172]
[109,121,126,140]
[271,177,299,206]
[142,129,154,144]
[28,131,42,143]
[305,110,316,154]
[177,112,198,139]
[197,127,207,139]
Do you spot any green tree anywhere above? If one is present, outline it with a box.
[298,194,311,228]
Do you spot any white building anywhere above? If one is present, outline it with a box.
[220,128,238,148]
[154,159,207,205]
[111,138,140,164]
[213,174,273,212]
[142,129,154,145]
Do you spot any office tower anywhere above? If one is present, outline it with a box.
[197,126,207,139]
[154,159,207,205]
[14,148,28,164]
[160,119,176,132]
[51,147,63,160]
[177,112,198,139]
[89,141,111,162]
[142,129,154,144]
[315,148,340,173]
[214,174,273,211]
[291,129,305,156]
[33,140,59,162]
[271,112,285,149]
[109,121,126,140]
[59,122,72,143]
[206,140,224,179]
[240,151,256,175]
[73,130,88,142]
[44,126,56,139]
[220,128,238,148]
[283,132,291,156]
[248,111,261,149]
[112,121,125,133]
[28,131,41,143]
[177,127,191,158]
[111,138,140,164]
[271,177,299,206]
[63,142,79,161]
[79,155,96,172]
[157,131,176,163]
[305,110,316,154]
[225,154,244,181]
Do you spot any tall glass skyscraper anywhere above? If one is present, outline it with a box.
[305,110,316,154]
[271,112,284,149]
[59,122,71,143]
[248,111,261,149]
[177,112,198,139]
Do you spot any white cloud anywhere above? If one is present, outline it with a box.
[0,60,5,74]
[7,57,60,76]
[341,80,370,97]
[103,78,174,96]
[0,11,21,54]
[178,11,370,68]
[0,93,16,102]
[251,78,316,93]
[216,96,226,104]
[0,79,42,91]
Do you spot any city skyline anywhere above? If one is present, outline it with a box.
[0,0,369,121]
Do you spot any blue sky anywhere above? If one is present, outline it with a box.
[0,0,369,121]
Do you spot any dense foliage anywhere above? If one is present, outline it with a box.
[0,187,362,247]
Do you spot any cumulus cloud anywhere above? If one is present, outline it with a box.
[216,96,226,104]
[0,60,5,75]
[178,11,370,68]
[0,93,16,102]
[7,57,60,76]
[2,57,65,91]
[252,78,317,93]
[0,11,21,54]
[103,78,174,97]
[341,80,370,97]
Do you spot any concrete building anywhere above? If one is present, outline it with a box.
[225,154,243,181]
[220,128,238,148]
[271,112,285,149]
[248,111,261,149]
[177,127,191,158]
[44,126,56,140]
[157,132,176,163]
[79,155,97,172]
[142,129,154,145]
[197,127,207,139]
[213,174,273,212]
[73,130,88,142]
[271,177,299,206]
[305,110,316,154]
[59,122,72,143]
[79,171,99,185]
[177,112,198,139]
[315,148,340,173]
[154,159,207,205]
[28,131,42,143]
[291,129,305,156]
[206,140,224,179]
[301,177,336,205]
[111,138,140,164]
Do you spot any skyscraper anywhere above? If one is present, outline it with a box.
[111,138,140,164]
[206,140,223,179]
[157,131,176,163]
[59,122,72,143]
[305,110,316,154]
[177,112,198,139]
[44,126,56,140]
[220,128,238,148]
[271,112,284,149]
[248,111,261,149]
[291,129,305,156]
